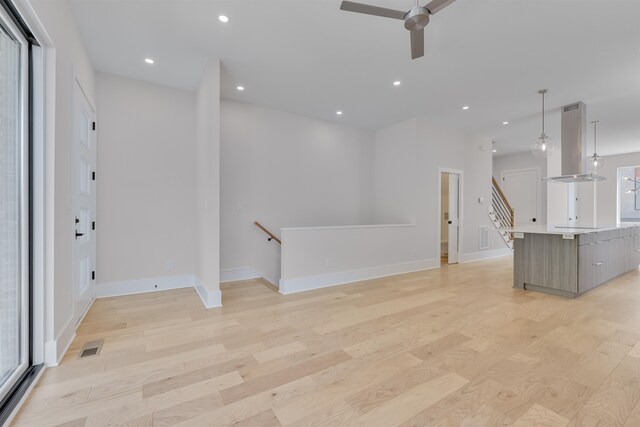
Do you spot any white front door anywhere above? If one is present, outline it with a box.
[448,173,460,264]
[73,82,96,324]
[501,168,540,226]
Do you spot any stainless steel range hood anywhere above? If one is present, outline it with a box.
[543,102,606,183]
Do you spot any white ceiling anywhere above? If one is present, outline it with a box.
[69,0,640,156]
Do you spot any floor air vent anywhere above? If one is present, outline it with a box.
[78,340,104,359]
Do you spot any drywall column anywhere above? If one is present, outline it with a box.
[547,149,568,226]
[195,59,221,307]
[29,0,96,365]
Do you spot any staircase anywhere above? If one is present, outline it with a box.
[490,177,515,250]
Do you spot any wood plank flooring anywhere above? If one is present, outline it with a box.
[12,257,640,426]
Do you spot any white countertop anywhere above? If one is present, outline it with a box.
[503,224,640,236]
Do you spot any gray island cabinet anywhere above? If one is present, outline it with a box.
[512,226,640,298]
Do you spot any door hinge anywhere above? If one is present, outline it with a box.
[92,221,95,230]
[92,171,96,181]
[92,121,96,131]
[91,271,95,280]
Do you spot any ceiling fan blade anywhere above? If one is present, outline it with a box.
[410,29,424,59]
[340,1,406,20]
[424,0,456,14]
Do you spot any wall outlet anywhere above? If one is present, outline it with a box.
[325,257,333,268]
[167,260,175,271]
[410,249,417,258]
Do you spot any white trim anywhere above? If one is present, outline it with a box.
[278,258,438,295]
[96,274,195,298]
[194,284,222,309]
[75,297,95,326]
[30,43,45,367]
[437,168,464,265]
[282,223,415,231]
[44,315,76,366]
[220,267,260,283]
[460,248,513,263]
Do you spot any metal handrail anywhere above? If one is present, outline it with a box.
[491,177,515,240]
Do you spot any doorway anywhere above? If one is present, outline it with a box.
[440,170,461,265]
[500,168,540,225]
[72,81,97,325]
[618,166,640,224]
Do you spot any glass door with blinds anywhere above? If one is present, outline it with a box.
[0,2,30,407]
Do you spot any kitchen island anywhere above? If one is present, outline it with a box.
[511,225,640,297]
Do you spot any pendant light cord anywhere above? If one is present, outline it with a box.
[541,91,545,134]
[591,120,599,155]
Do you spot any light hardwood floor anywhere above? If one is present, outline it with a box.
[12,257,640,426]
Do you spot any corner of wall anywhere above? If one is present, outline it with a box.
[194,276,222,309]
[43,315,76,366]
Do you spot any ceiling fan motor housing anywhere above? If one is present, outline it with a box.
[404,6,429,31]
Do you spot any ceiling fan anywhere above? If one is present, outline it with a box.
[340,0,456,59]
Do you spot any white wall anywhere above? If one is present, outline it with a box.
[29,0,95,362]
[595,152,640,225]
[374,117,507,262]
[280,224,432,294]
[493,151,548,225]
[374,119,417,224]
[619,167,640,221]
[220,100,375,284]
[195,59,221,307]
[95,73,196,287]
[277,117,508,292]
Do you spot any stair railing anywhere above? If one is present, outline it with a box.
[254,221,281,244]
[491,177,515,240]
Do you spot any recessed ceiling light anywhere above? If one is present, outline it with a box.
[336,111,343,116]
[462,106,470,110]
[393,81,401,86]
[236,86,244,91]
[144,58,154,64]
[218,15,229,23]
[502,121,509,125]
[492,149,497,153]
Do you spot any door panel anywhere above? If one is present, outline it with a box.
[501,169,540,225]
[0,6,29,404]
[73,83,96,324]
[448,174,459,264]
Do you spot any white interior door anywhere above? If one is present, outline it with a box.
[448,173,460,264]
[73,82,96,324]
[501,169,540,226]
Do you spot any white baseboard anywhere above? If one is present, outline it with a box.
[194,284,222,308]
[261,273,280,289]
[220,266,260,283]
[96,274,195,298]
[44,315,76,366]
[460,248,513,263]
[278,258,439,295]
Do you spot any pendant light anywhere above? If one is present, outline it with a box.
[588,120,606,172]
[531,89,556,158]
